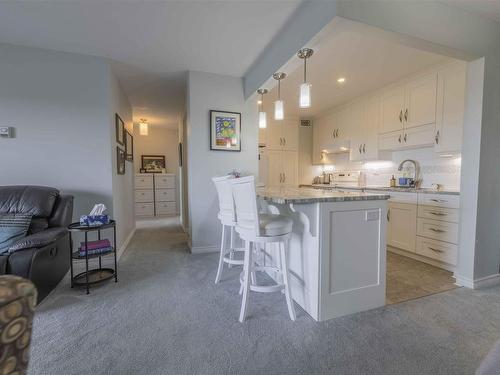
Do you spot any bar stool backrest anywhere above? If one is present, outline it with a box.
[212,175,235,225]
[230,175,260,237]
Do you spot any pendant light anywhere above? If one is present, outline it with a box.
[257,89,268,129]
[297,48,314,108]
[272,72,286,120]
[139,118,149,136]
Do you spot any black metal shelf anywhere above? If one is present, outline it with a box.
[72,248,115,260]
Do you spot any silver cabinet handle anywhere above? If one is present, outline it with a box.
[336,129,339,137]
[387,209,390,221]
[430,198,447,203]
[435,130,440,145]
[284,138,286,146]
[398,134,402,143]
[428,247,444,253]
[280,173,283,183]
[363,144,366,153]
[359,144,362,154]
[404,133,407,143]
[404,108,408,121]
[283,173,286,183]
[399,110,403,123]
[429,211,447,216]
[429,227,446,233]
[332,130,335,139]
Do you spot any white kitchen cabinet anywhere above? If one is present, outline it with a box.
[404,73,437,129]
[312,112,336,165]
[435,62,466,154]
[266,117,299,151]
[387,202,417,252]
[266,150,298,187]
[380,85,405,134]
[350,97,381,161]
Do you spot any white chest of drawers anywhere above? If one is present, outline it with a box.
[135,173,176,217]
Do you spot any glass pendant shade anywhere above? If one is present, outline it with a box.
[258,111,267,128]
[139,122,149,136]
[300,83,311,108]
[274,100,284,120]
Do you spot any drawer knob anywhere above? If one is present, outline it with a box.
[429,211,446,216]
[430,198,447,203]
[428,247,444,253]
[429,228,446,233]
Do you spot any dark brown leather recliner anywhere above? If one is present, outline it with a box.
[0,186,73,301]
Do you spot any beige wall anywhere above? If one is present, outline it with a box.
[133,125,180,211]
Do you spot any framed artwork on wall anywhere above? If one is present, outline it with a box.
[125,130,133,162]
[141,155,165,173]
[209,110,241,152]
[115,113,125,146]
[116,147,126,175]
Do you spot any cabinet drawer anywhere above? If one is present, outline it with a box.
[417,217,459,244]
[156,202,176,215]
[418,193,459,209]
[416,236,458,266]
[135,175,153,189]
[155,189,175,202]
[386,192,418,204]
[378,131,404,151]
[135,189,154,203]
[155,175,175,189]
[418,205,459,223]
[135,202,154,216]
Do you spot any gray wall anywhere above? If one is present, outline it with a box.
[0,44,135,250]
[186,71,258,253]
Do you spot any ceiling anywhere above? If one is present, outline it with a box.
[0,0,302,129]
[446,0,500,23]
[262,23,450,118]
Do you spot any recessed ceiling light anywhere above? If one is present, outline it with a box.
[337,77,346,83]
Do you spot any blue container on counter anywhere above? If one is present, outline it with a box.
[79,215,110,227]
[398,177,409,186]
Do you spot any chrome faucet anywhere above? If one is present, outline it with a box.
[397,159,420,187]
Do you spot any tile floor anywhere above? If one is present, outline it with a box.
[386,251,458,304]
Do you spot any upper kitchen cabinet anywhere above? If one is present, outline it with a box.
[266,117,299,151]
[312,112,337,165]
[350,97,383,162]
[404,73,438,129]
[380,85,406,134]
[434,62,466,154]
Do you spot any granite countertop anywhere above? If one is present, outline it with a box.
[257,187,390,205]
[306,184,460,196]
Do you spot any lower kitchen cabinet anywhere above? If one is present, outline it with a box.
[387,202,417,252]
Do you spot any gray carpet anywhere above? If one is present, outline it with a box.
[28,217,500,375]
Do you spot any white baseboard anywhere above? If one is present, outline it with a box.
[455,273,500,289]
[117,227,136,260]
[190,245,219,254]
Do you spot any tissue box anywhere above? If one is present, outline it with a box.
[79,215,110,227]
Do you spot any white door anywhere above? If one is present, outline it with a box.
[266,118,283,150]
[435,64,466,153]
[380,85,405,134]
[282,151,298,187]
[362,96,381,160]
[266,150,283,187]
[387,202,417,252]
[282,118,299,151]
[404,73,437,129]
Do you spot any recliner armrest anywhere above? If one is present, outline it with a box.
[9,227,68,252]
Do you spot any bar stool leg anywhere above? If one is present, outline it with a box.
[228,227,235,269]
[280,240,296,321]
[215,225,226,284]
[239,240,252,322]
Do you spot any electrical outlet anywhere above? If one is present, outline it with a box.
[366,210,380,221]
[0,127,13,138]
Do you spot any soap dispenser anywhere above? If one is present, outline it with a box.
[390,175,396,188]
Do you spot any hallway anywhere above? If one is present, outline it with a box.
[29,219,500,375]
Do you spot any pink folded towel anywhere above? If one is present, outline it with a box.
[80,239,111,251]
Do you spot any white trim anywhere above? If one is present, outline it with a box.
[190,245,219,254]
[455,273,500,289]
[117,227,136,260]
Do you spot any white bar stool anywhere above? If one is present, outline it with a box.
[230,175,296,322]
[212,176,245,284]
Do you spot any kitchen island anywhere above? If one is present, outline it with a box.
[257,187,390,321]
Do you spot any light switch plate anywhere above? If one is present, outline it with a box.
[366,210,380,221]
[0,127,12,138]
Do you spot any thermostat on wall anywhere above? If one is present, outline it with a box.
[0,127,13,138]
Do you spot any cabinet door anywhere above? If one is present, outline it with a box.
[404,73,437,129]
[282,151,298,187]
[362,96,381,160]
[313,115,335,165]
[266,118,283,150]
[387,202,417,252]
[266,150,283,187]
[312,120,322,164]
[336,105,352,141]
[282,118,299,151]
[378,130,404,151]
[403,124,435,149]
[435,64,465,153]
[380,85,405,134]
[348,102,365,162]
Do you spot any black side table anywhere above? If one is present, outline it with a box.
[68,220,118,294]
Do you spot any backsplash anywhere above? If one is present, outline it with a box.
[320,147,461,190]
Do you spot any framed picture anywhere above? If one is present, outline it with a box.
[115,113,125,146]
[209,110,241,152]
[125,130,133,162]
[116,147,125,175]
[141,155,165,173]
